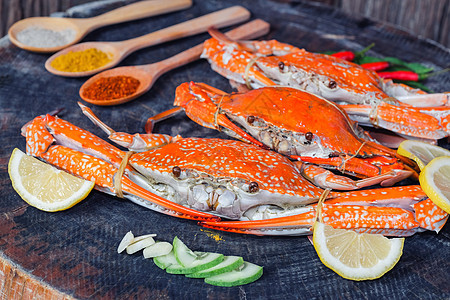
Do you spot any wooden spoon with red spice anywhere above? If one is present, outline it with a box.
[45,6,250,77]
[79,19,270,106]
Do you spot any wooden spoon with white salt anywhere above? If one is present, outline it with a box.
[8,0,192,53]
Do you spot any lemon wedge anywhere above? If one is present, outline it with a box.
[313,221,404,280]
[397,140,450,170]
[8,148,95,212]
[419,156,450,214]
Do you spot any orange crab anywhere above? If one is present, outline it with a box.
[201,29,450,143]
[19,106,447,236]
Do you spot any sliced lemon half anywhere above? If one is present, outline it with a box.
[419,156,450,214]
[313,221,404,280]
[397,140,450,170]
[8,148,95,212]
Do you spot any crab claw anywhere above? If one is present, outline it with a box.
[174,82,267,148]
[298,162,413,190]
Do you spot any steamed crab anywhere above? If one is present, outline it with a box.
[200,29,450,144]
[19,104,448,236]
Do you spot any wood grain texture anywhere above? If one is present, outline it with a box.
[0,0,449,299]
[3,0,449,47]
[339,0,448,47]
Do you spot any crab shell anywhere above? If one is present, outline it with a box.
[129,137,324,219]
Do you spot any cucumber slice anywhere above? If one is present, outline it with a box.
[153,250,179,270]
[167,251,224,274]
[173,236,198,267]
[186,256,244,278]
[154,249,225,275]
[205,262,263,287]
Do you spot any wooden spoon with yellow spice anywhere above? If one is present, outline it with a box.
[79,19,270,106]
[45,6,250,77]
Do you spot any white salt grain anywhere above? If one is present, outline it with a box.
[16,26,76,48]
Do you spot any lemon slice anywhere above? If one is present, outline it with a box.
[419,156,450,214]
[8,148,95,212]
[313,221,404,280]
[397,140,450,170]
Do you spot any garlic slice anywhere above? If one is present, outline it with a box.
[143,242,173,258]
[117,231,134,253]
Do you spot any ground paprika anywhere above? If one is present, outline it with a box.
[82,75,140,100]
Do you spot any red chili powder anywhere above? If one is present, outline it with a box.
[82,75,140,100]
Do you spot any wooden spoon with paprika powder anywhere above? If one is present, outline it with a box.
[45,6,250,77]
[8,0,192,53]
[79,19,270,106]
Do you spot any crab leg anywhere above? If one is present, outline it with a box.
[201,206,420,236]
[200,186,448,236]
[383,79,450,107]
[25,115,219,222]
[145,107,184,133]
[341,102,449,139]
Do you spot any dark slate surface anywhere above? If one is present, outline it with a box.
[0,0,449,299]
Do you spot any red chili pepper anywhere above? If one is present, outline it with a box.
[331,51,355,61]
[360,61,390,71]
[377,71,422,81]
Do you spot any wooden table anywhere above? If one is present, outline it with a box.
[0,0,449,299]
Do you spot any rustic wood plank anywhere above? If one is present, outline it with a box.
[338,0,448,47]
[0,0,449,47]
[440,1,450,46]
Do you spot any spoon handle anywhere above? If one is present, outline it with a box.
[117,6,250,57]
[77,0,192,32]
[140,19,270,82]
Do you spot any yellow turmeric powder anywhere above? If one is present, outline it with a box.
[50,48,112,72]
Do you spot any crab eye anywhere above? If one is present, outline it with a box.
[278,61,285,71]
[172,166,181,178]
[305,132,313,141]
[328,80,337,89]
[248,181,259,193]
[247,115,256,124]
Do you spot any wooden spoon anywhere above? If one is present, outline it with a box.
[8,0,192,53]
[45,6,250,77]
[79,19,270,106]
